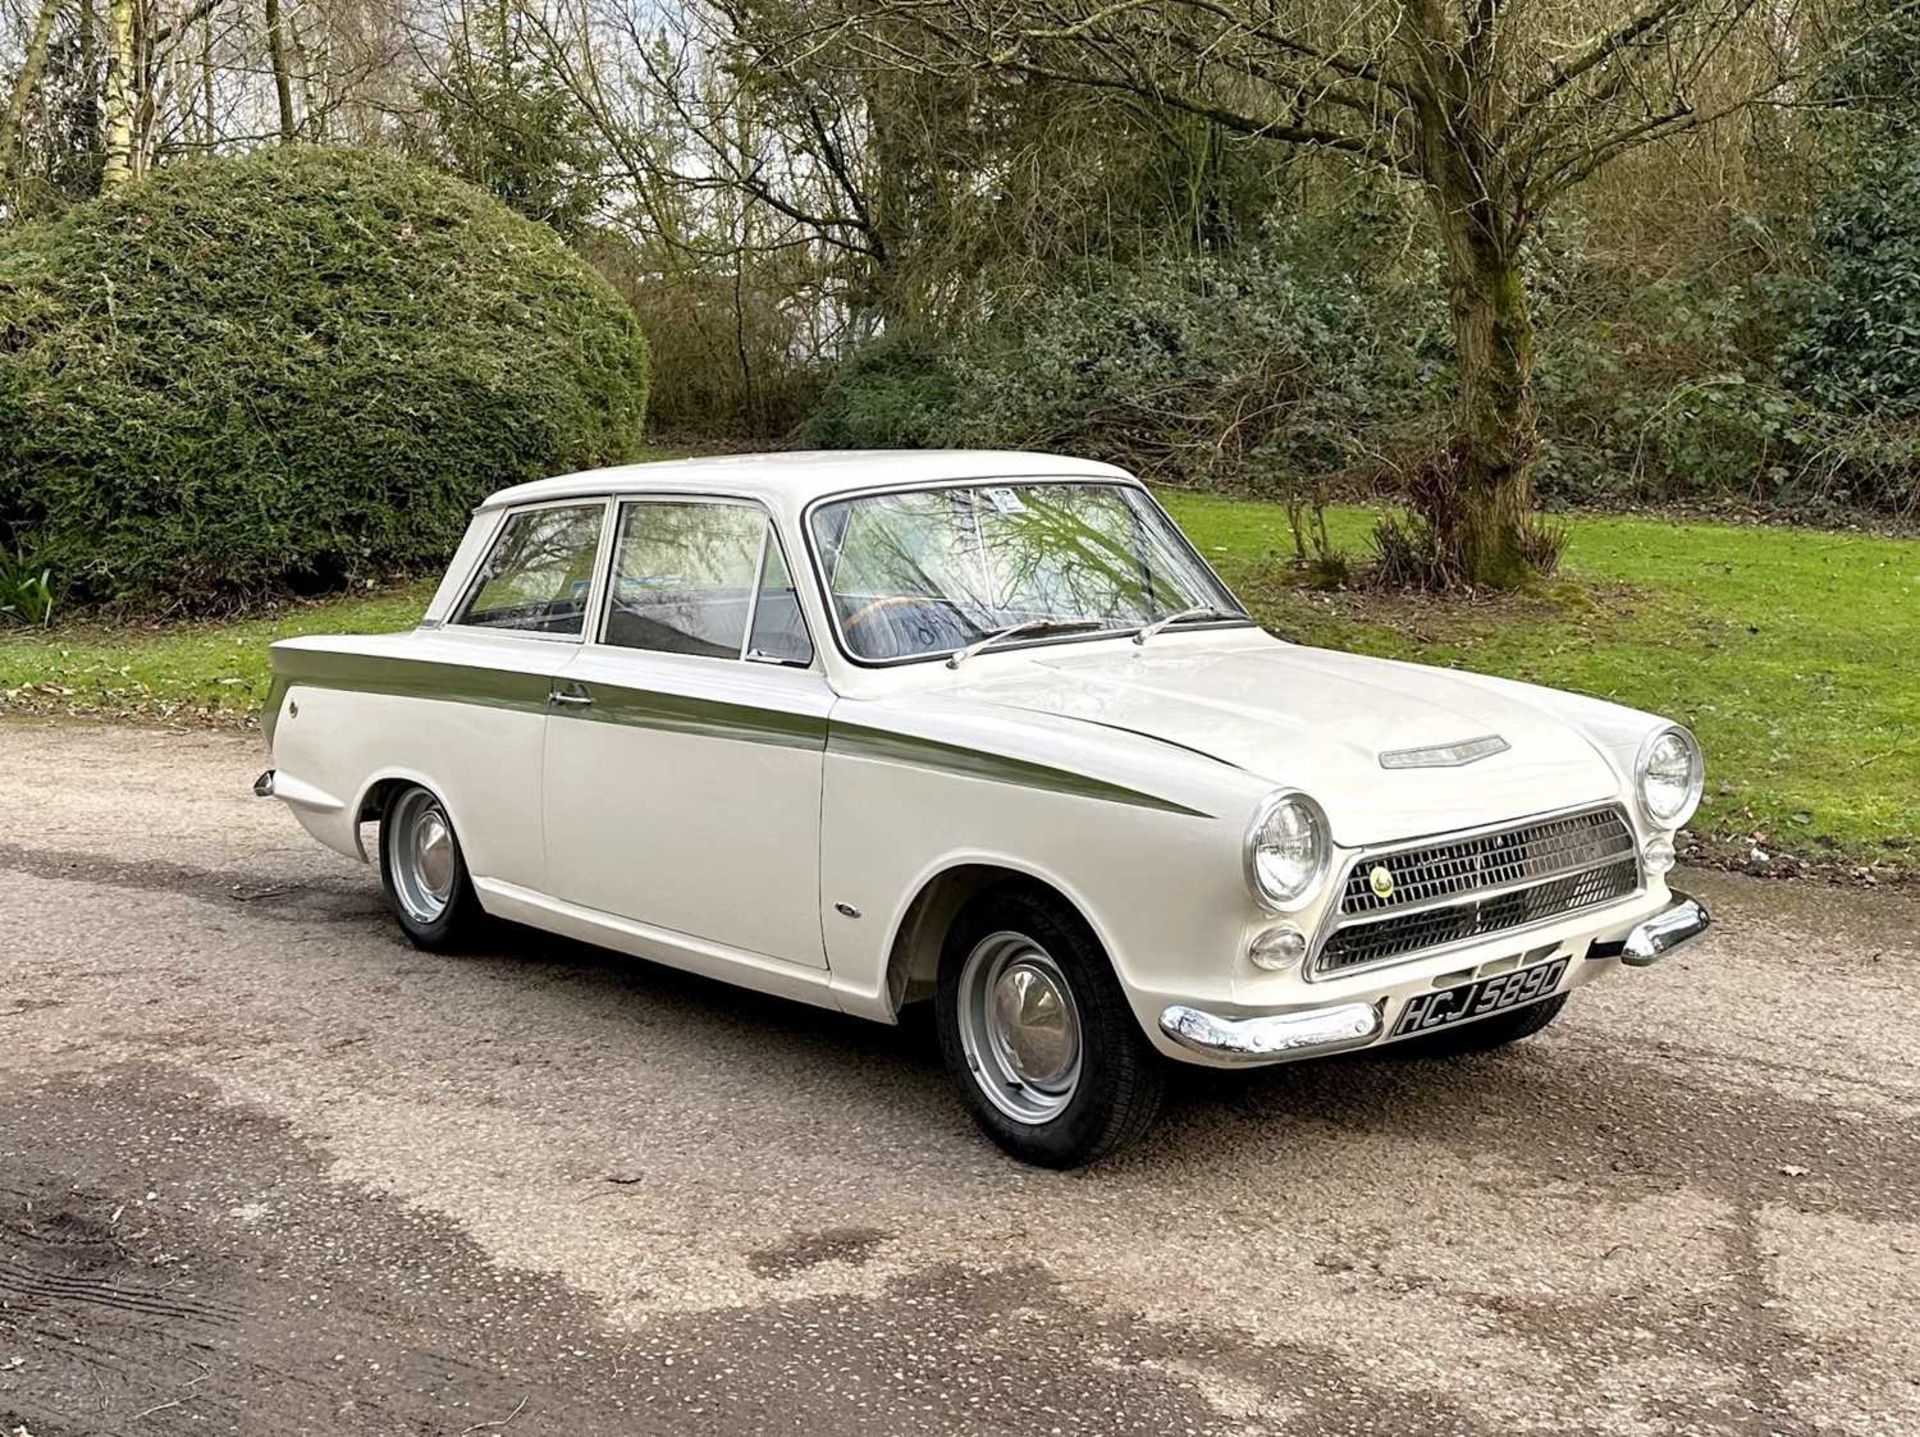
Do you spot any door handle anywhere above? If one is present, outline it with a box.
[548,687,594,708]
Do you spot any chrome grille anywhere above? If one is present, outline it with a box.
[1314,805,1640,976]
[1340,806,1635,917]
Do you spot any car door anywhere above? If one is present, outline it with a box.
[426,496,609,892]
[541,495,832,969]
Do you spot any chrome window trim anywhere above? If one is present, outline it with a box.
[590,493,819,671]
[449,495,613,643]
[1302,801,1645,983]
[798,475,1254,670]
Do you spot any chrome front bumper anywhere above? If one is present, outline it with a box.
[1158,892,1713,1064]
[1587,891,1712,967]
[1159,1001,1382,1062]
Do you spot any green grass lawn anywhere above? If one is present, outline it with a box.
[1162,493,1918,870]
[0,581,438,724]
[2,494,1914,870]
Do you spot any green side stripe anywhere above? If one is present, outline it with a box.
[267,648,551,726]
[829,722,1210,818]
[576,685,826,750]
[266,648,1206,816]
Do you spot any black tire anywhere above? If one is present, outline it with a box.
[376,783,487,951]
[935,885,1165,1168]
[1390,992,1569,1058]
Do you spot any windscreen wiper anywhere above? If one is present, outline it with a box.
[947,617,1102,669]
[1132,605,1243,645]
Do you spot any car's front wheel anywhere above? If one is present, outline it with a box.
[377,783,486,950]
[936,886,1164,1168]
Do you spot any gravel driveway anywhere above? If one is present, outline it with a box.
[1,721,1915,1436]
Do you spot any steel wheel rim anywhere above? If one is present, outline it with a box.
[957,931,1083,1125]
[389,789,455,926]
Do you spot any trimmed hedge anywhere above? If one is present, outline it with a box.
[0,146,650,608]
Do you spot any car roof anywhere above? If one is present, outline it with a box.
[475,450,1138,512]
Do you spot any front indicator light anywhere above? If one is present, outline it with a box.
[1250,924,1309,972]
[1643,834,1676,875]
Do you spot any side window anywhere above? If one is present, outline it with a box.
[456,504,604,636]
[747,537,813,666]
[604,501,767,658]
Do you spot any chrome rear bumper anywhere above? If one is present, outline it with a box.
[253,769,276,798]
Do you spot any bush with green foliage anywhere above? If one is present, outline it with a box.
[0,146,650,609]
[798,334,959,450]
[804,247,1430,489]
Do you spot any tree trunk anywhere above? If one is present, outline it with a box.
[101,0,136,187]
[1430,185,1539,588]
[200,5,216,145]
[0,0,63,187]
[265,0,296,140]
[1396,0,1543,589]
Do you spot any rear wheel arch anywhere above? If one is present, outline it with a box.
[352,771,461,864]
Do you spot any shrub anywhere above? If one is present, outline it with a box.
[0,546,55,625]
[1781,139,1920,418]
[0,146,651,609]
[803,247,1431,490]
[942,251,1419,486]
[797,333,958,449]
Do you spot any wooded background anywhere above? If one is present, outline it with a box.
[2,0,1915,583]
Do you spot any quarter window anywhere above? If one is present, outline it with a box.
[604,501,811,665]
[747,537,813,666]
[456,503,604,636]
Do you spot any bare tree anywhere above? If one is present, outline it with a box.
[1,0,64,186]
[766,0,1826,585]
[265,0,296,136]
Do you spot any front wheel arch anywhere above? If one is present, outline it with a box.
[882,861,1121,1019]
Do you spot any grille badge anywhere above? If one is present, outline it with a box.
[1368,865,1395,899]
[1378,735,1510,769]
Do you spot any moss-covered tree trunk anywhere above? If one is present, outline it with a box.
[1403,0,1540,588]
[1430,184,1538,588]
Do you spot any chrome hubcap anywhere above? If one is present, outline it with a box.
[957,932,1083,1124]
[388,789,454,925]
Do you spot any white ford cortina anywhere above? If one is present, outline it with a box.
[258,451,1711,1166]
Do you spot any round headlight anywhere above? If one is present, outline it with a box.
[1246,792,1330,909]
[1636,726,1703,828]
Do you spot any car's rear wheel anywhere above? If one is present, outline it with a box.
[936,886,1164,1168]
[1391,992,1569,1057]
[378,784,485,950]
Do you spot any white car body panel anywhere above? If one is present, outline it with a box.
[262,451,1702,1070]
[544,643,835,969]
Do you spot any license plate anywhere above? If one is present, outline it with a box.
[1389,955,1571,1039]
